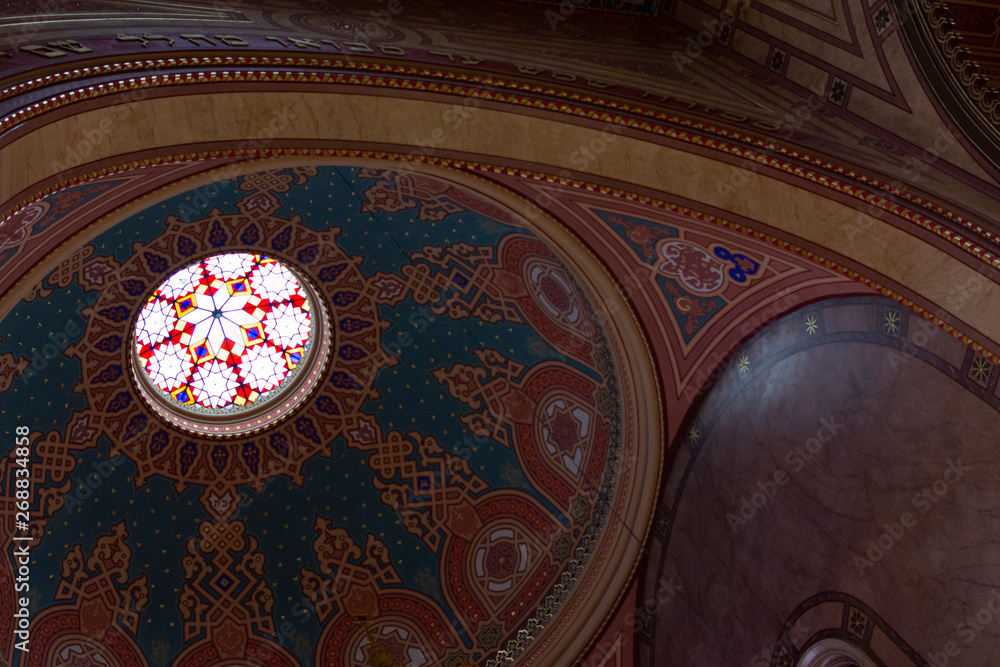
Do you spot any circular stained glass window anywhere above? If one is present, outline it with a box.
[131,253,330,437]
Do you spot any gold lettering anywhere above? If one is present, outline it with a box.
[288,37,322,49]
[343,41,374,53]
[216,35,249,47]
[48,40,92,54]
[180,34,217,46]
[22,44,68,58]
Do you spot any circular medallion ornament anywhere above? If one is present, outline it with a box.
[130,252,331,436]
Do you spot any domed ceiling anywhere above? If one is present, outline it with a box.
[0,164,650,666]
[3,1,1000,665]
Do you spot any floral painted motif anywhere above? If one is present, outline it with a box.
[657,240,727,294]
[0,202,49,248]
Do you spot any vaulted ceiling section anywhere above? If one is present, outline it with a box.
[1,1,999,666]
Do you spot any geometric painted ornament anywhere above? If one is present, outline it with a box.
[133,253,313,412]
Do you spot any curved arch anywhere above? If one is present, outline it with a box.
[0,75,997,357]
[3,158,662,667]
[772,591,927,667]
[641,293,1000,664]
[170,637,301,667]
[798,638,878,667]
[3,14,999,667]
[26,608,148,667]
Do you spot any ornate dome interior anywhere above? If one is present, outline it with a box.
[1,1,999,666]
[0,161,661,666]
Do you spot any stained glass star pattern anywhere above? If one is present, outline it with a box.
[134,253,312,411]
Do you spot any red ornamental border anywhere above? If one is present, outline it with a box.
[325,603,455,662]
[0,561,11,655]
[478,498,550,530]
[0,59,996,269]
[517,423,574,505]
[449,539,484,622]
[380,599,441,628]
[504,237,597,364]
[27,614,143,667]
[177,645,218,666]
[245,643,295,667]
[523,367,592,399]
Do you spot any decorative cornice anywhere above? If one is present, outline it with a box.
[928,1,1000,120]
[1,60,998,280]
[895,0,1000,170]
[3,146,996,367]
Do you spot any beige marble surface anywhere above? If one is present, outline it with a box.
[656,321,1000,664]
